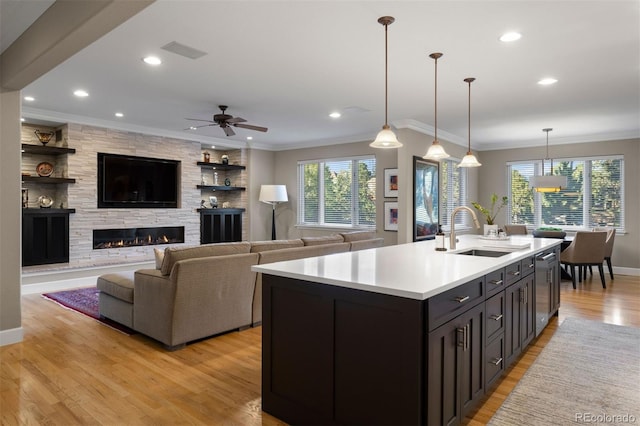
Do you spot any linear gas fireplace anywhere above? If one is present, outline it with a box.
[93,226,184,249]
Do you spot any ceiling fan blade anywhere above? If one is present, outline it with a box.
[226,117,247,124]
[234,123,268,132]
[185,118,215,123]
[184,123,217,130]
[223,126,235,137]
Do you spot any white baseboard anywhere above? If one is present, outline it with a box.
[613,266,640,277]
[21,261,155,295]
[0,327,24,347]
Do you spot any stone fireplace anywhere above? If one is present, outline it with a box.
[93,226,185,250]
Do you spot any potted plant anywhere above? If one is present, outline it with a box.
[471,193,508,235]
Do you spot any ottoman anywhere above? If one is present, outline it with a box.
[96,272,135,328]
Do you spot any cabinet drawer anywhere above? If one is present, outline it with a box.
[505,260,523,286]
[521,255,535,277]
[485,334,505,388]
[427,278,484,331]
[486,268,506,297]
[486,292,505,342]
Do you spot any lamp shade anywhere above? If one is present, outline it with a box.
[370,126,402,148]
[424,141,450,160]
[259,185,288,203]
[529,175,567,192]
[458,153,482,167]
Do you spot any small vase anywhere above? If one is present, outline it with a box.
[484,224,498,236]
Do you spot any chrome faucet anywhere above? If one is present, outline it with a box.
[450,206,481,250]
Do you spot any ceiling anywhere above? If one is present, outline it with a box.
[4,0,639,151]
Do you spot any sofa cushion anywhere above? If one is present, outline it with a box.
[350,238,384,251]
[154,248,165,269]
[250,239,304,253]
[340,230,377,242]
[97,272,135,303]
[160,241,251,275]
[301,234,344,246]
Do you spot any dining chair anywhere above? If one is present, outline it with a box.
[504,224,527,235]
[594,227,616,280]
[559,231,607,289]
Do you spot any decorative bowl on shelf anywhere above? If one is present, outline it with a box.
[36,162,54,177]
[38,195,53,208]
[34,130,54,146]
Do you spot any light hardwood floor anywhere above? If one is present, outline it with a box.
[2,274,638,425]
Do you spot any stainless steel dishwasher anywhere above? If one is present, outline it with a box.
[535,250,557,336]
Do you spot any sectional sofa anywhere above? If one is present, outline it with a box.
[96,231,383,350]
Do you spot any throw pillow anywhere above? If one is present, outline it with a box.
[154,248,165,269]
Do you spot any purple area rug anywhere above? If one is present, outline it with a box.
[42,287,135,335]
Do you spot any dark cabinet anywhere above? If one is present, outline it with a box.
[199,208,244,243]
[427,302,485,426]
[22,209,74,266]
[504,274,535,367]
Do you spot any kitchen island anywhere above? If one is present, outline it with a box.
[253,235,562,425]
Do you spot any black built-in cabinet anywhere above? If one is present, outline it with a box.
[22,209,75,266]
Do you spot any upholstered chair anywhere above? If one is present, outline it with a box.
[560,231,607,289]
[591,227,616,280]
[504,224,527,235]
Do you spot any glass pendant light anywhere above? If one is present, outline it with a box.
[530,128,567,192]
[370,16,402,148]
[424,53,449,160]
[458,77,482,167]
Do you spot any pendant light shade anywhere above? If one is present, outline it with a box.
[458,77,481,168]
[370,16,402,149]
[530,128,567,192]
[424,52,450,160]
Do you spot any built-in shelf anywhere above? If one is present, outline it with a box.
[196,185,246,191]
[196,208,246,212]
[197,161,245,171]
[22,208,76,214]
[21,176,76,184]
[21,144,76,155]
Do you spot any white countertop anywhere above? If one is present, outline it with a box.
[252,235,563,300]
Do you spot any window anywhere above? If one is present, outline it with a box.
[440,158,468,230]
[298,156,376,228]
[507,155,624,231]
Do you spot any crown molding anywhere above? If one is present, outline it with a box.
[392,119,466,147]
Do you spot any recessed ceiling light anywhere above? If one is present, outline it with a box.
[23,96,35,102]
[115,112,124,118]
[329,112,341,118]
[538,78,558,85]
[73,89,89,97]
[246,136,253,140]
[499,32,522,42]
[211,145,215,149]
[143,56,162,65]
[189,126,197,130]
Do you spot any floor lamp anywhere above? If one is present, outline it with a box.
[259,185,288,240]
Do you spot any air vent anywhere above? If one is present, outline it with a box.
[161,41,207,60]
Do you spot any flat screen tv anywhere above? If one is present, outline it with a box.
[98,153,180,208]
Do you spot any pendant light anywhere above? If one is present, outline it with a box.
[458,77,482,167]
[530,128,567,192]
[370,16,402,148]
[423,53,449,160]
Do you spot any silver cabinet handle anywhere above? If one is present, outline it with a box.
[457,327,465,347]
[464,324,469,351]
[510,270,520,276]
[455,296,470,303]
[542,252,556,261]
[491,357,503,366]
[528,263,534,269]
[491,314,503,321]
[489,279,503,286]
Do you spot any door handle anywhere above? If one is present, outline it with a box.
[457,327,465,348]
[464,324,469,351]
[491,357,503,366]
[491,314,503,321]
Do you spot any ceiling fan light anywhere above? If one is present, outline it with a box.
[370,126,402,148]
[423,140,450,160]
[458,153,482,167]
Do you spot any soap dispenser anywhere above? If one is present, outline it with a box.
[435,225,447,251]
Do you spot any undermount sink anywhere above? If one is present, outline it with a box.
[453,249,512,257]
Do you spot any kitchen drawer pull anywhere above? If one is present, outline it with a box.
[455,296,470,303]
[489,279,503,286]
[491,357,503,366]
[541,252,556,261]
[528,263,535,269]
[490,314,503,321]
[510,270,521,276]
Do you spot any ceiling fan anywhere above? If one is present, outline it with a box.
[185,105,268,137]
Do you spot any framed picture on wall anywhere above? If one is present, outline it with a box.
[384,168,399,197]
[413,156,439,241]
[384,201,398,231]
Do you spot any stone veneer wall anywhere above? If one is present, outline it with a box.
[21,122,250,271]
